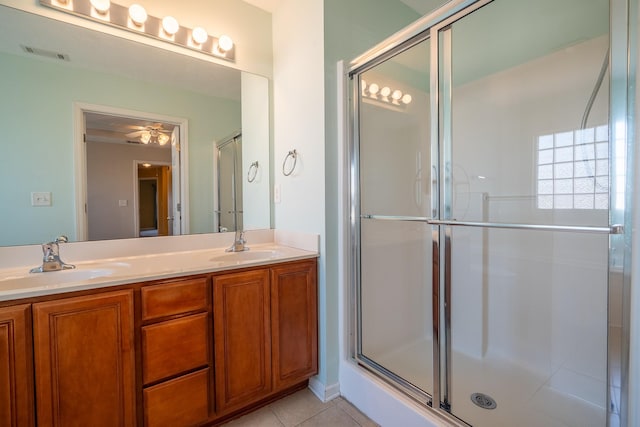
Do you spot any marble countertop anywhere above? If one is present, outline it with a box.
[0,231,318,301]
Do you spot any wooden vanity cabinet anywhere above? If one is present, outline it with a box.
[0,304,34,427]
[140,277,211,427]
[213,260,318,416]
[0,256,316,426]
[32,290,136,427]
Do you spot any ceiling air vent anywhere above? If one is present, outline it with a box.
[21,45,70,61]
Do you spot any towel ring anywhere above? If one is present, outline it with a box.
[282,149,298,176]
[247,161,259,183]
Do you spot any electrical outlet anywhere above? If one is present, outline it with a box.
[118,199,128,207]
[31,192,52,207]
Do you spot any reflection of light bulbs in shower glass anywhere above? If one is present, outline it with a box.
[129,4,147,26]
[402,94,412,104]
[368,83,379,95]
[162,16,180,35]
[90,0,110,14]
[392,90,403,100]
[380,86,391,97]
[192,27,208,44]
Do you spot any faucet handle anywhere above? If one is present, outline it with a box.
[54,235,69,244]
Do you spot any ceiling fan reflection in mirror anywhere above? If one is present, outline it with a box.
[125,123,172,145]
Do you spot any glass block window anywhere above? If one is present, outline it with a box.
[537,125,609,210]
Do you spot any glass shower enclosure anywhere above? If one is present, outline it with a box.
[216,132,243,233]
[349,1,632,426]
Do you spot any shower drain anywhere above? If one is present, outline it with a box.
[470,393,497,410]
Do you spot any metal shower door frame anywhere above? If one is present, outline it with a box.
[348,0,633,426]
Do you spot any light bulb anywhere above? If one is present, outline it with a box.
[380,86,391,97]
[392,90,403,100]
[402,94,412,104]
[129,4,147,26]
[368,83,379,95]
[90,0,110,14]
[192,27,208,45]
[361,80,367,91]
[158,133,170,145]
[140,133,151,144]
[218,35,233,52]
[162,16,179,36]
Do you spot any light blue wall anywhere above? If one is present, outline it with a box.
[322,0,434,388]
[0,52,240,246]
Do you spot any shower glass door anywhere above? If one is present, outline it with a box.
[440,1,612,426]
[352,0,625,426]
[356,37,434,401]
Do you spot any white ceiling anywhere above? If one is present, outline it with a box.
[0,5,241,101]
[242,0,435,15]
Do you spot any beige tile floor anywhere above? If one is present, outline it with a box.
[222,388,379,427]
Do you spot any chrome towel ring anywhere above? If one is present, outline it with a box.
[282,149,298,176]
[247,161,259,183]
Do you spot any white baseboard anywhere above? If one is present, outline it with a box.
[308,376,340,402]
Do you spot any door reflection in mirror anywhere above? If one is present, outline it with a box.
[84,111,180,240]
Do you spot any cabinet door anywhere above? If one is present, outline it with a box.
[33,290,135,427]
[214,269,271,413]
[0,304,34,427]
[271,261,318,390]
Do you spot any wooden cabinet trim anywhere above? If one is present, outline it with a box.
[0,304,34,427]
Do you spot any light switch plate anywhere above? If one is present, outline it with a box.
[118,199,128,207]
[274,184,281,204]
[31,192,52,207]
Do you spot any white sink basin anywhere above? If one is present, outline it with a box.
[209,250,281,264]
[0,267,117,291]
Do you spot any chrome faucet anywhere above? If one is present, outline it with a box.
[30,236,76,273]
[226,230,249,252]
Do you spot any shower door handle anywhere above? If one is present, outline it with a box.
[362,215,624,234]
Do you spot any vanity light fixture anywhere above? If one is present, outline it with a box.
[162,16,179,36]
[192,27,208,45]
[128,4,147,26]
[90,0,110,14]
[217,35,234,52]
[39,0,236,62]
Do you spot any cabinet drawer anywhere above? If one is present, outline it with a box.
[141,278,208,321]
[143,368,210,427]
[142,313,209,384]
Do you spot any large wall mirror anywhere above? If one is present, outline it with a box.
[0,4,271,247]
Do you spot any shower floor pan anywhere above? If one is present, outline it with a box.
[370,338,608,427]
